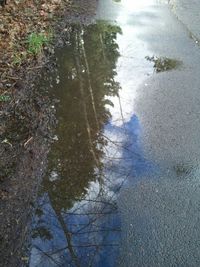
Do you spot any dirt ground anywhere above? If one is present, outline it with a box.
[0,0,97,266]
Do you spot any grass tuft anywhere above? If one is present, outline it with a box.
[27,32,51,55]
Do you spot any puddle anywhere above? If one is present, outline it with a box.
[29,21,154,267]
[145,55,182,72]
[28,1,159,266]
[173,163,193,177]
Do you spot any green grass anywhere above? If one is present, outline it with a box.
[27,32,51,55]
[0,95,11,102]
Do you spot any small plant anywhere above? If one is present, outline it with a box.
[0,95,11,102]
[12,52,27,66]
[13,54,22,65]
[27,32,50,55]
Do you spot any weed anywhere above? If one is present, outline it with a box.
[0,95,11,102]
[27,32,51,55]
[13,54,22,65]
[12,52,26,66]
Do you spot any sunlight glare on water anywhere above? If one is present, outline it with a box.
[121,0,155,10]
[107,0,155,127]
[117,0,156,24]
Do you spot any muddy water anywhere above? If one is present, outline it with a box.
[30,21,124,266]
[28,0,200,266]
[29,1,156,266]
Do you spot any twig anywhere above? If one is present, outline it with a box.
[24,136,33,148]
[6,76,22,80]
[27,66,43,70]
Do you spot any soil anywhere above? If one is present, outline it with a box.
[0,0,98,266]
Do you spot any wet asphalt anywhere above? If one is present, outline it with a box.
[96,0,200,266]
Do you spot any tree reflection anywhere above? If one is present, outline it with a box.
[30,21,122,267]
